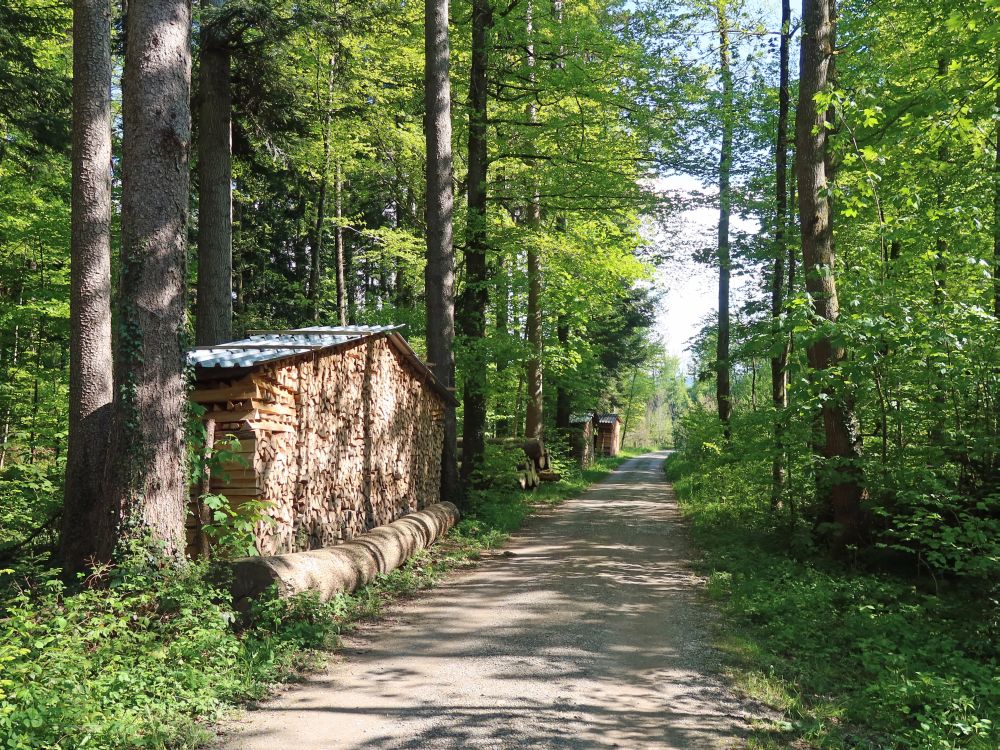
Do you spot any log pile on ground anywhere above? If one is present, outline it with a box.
[518,438,559,489]
[188,334,446,555]
[230,501,460,608]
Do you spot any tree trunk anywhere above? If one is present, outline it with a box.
[424,0,461,503]
[796,0,866,549]
[195,0,233,346]
[335,161,347,326]
[770,0,791,510]
[61,0,114,575]
[524,0,543,442]
[104,0,192,562]
[459,0,492,485]
[995,53,1000,319]
[494,252,511,436]
[310,58,335,321]
[931,57,948,444]
[555,317,571,429]
[715,2,733,438]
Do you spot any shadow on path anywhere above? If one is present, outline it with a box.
[214,452,760,749]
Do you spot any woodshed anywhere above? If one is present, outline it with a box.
[186,326,451,556]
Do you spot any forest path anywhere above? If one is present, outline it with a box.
[213,451,761,749]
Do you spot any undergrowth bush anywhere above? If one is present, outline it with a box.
[668,410,999,750]
[0,444,641,749]
[0,559,339,750]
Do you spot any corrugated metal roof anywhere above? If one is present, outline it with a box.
[596,413,620,425]
[569,413,594,424]
[187,325,403,369]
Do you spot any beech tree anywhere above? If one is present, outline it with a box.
[769,0,792,509]
[713,0,735,438]
[796,0,866,547]
[60,0,113,574]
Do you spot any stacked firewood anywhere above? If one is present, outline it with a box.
[189,336,445,556]
[518,438,561,490]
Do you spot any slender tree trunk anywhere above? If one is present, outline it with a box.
[494,252,511,436]
[195,0,233,345]
[931,57,948,444]
[104,0,192,562]
[61,0,114,575]
[424,0,460,503]
[310,59,335,321]
[715,2,734,438]
[554,211,571,430]
[796,0,866,550]
[335,161,347,326]
[459,0,492,485]
[0,303,22,472]
[524,0,544,441]
[770,0,791,510]
[555,317,571,429]
[994,54,1000,319]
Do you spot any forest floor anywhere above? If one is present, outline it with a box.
[211,451,769,749]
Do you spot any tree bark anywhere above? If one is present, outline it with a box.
[555,317,571,429]
[424,0,461,503]
[770,0,791,510]
[524,0,544,442]
[104,0,192,562]
[335,161,347,326]
[494,251,511,436]
[310,58,335,321]
[995,53,1000,319]
[61,0,114,575]
[459,0,492,485]
[796,0,866,549]
[195,0,233,346]
[715,1,733,438]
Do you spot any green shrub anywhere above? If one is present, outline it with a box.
[0,561,339,750]
[668,412,1000,749]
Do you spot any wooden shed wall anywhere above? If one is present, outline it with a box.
[192,335,444,555]
[596,421,621,457]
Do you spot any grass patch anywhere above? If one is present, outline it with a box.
[665,452,999,750]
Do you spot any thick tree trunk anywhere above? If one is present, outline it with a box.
[424,0,460,503]
[61,0,114,575]
[770,0,791,510]
[796,0,866,549]
[524,0,544,442]
[459,0,492,485]
[104,0,192,561]
[715,3,733,438]
[195,0,233,346]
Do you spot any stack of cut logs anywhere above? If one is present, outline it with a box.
[518,438,561,490]
[188,335,445,556]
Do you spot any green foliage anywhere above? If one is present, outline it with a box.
[0,560,338,750]
[201,493,272,559]
[668,432,1000,750]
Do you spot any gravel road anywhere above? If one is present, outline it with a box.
[213,451,761,749]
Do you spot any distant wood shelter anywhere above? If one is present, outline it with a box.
[187,326,452,556]
[595,413,623,457]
